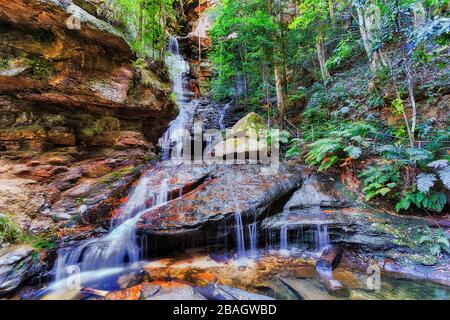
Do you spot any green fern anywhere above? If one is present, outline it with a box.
[305,138,343,171]
[396,190,447,213]
[415,226,450,257]
[359,163,400,201]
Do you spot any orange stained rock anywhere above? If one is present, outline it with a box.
[105,284,143,300]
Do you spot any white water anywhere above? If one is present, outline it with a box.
[267,223,330,256]
[280,226,289,251]
[53,175,170,284]
[219,102,233,130]
[248,222,258,258]
[51,36,195,291]
[159,36,196,160]
[314,225,330,252]
[235,212,246,258]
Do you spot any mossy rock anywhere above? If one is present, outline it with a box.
[72,0,99,16]
[140,69,163,91]
[100,166,135,186]
[408,254,438,266]
[78,116,121,140]
[226,112,267,140]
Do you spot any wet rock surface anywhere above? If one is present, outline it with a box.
[0,245,43,296]
[263,207,450,286]
[136,164,302,242]
[316,245,343,271]
[283,173,350,210]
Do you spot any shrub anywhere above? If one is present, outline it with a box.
[359,162,400,201]
[26,56,55,81]
[305,122,376,171]
[415,226,450,257]
[0,214,21,243]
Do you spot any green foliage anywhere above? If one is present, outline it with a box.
[0,214,21,243]
[326,38,359,71]
[368,91,385,108]
[206,0,449,215]
[286,138,303,160]
[20,233,57,251]
[359,163,400,200]
[305,138,343,171]
[290,0,333,31]
[415,226,450,257]
[109,0,175,59]
[210,0,277,105]
[0,57,8,70]
[26,56,55,81]
[0,214,56,251]
[396,190,447,213]
[305,122,376,171]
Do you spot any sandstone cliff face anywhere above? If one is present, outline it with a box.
[175,0,214,96]
[0,0,177,232]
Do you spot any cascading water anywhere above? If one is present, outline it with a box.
[314,224,330,252]
[280,226,289,251]
[49,36,196,293]
[51,175,171,288]
[219,102,233,130]
[235,212,246,258]
[248,223,258,258]
[159,36,196,160]
[234,212,259,259]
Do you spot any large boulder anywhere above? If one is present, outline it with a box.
[136,163,302,250]
[196,284,273,301]
[225,112,267,140]
[284,174,350,211]
[277,276,339,300]
[316,245,343,271]
[0,245,43,296]
[213,112,268,158]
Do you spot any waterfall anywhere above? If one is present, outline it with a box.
[219,102,233,130]
[248,222,258,258]
[111,176,151,227]
[159,36,196,160]
[52,174,171,287]
[49,36,197,292]
[280,226,289,251]
[235,212,246,258]
[314,225,330,252]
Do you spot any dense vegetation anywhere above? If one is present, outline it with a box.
[106,0,176,60]
[208,0,450,214]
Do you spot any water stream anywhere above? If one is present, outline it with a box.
[50,36,196,291]
[219,102,233,130]
[159,36,196,160]
[51,175,170,287]
[42,35,447,301]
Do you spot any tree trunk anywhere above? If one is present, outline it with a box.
[263,65,271,127]
[274,60,285,118]
[316,34,330,82]
[413,1,426,29]
[138,1,146,56]
[357,7,378,73]
[328,0,335,19]
[198,0,202,66]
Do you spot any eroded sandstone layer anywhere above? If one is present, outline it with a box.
[0,0,177,232]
